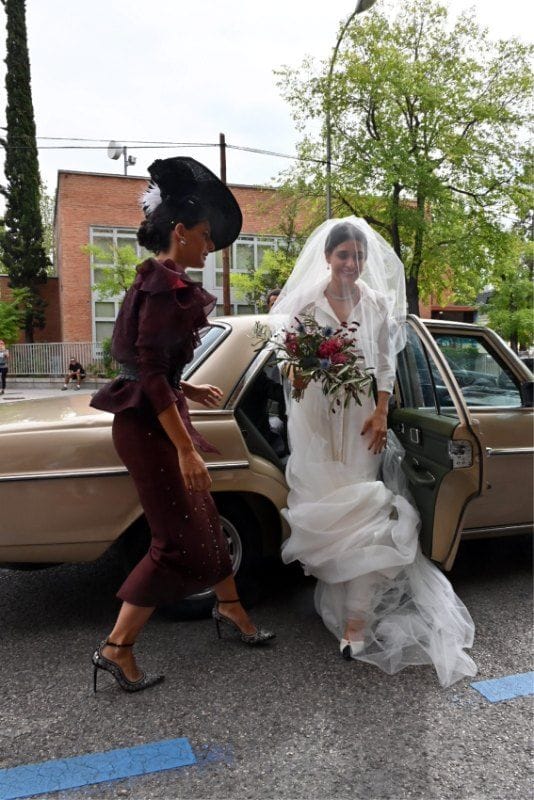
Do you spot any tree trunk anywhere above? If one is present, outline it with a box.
[510,333,519,354]
[406,191,426,317]
[406,276,420,316]
[390,182,403,260]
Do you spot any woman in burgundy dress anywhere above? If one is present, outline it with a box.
[90,157,274,693]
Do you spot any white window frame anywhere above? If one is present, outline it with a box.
[90,226,145,343]
[214,234,285,314]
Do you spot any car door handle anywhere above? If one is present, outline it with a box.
[402,459,436,488]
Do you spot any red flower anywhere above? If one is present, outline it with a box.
[317,337,343,358]
[330,352,349,365]
[285,333,299,355]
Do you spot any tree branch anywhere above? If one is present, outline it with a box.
[337,193,392,235]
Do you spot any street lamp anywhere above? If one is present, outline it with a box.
[325,0,377,219]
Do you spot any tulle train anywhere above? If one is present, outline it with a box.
[282,391,477,687]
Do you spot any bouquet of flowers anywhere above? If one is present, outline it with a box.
[253,314,373,411]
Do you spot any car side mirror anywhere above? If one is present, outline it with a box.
[519,380,534,408]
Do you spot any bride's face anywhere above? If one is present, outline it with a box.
[326,238,366,283]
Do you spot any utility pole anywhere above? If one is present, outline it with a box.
[219,132,232,315]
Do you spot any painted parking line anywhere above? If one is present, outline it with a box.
[0,737,196,800]
[471,671,534,703]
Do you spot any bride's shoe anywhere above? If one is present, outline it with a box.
[339,638,365,660]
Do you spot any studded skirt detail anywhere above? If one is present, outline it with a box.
[112,408,233,608]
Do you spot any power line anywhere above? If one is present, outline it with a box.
[0,129,327,164]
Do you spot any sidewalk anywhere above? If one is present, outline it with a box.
[0,386,95,403]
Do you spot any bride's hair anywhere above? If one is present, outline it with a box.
[324,222,367,259]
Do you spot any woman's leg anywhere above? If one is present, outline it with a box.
[102,602,155,681]
[212,573,258,635]
[343,572,377,642]
[0,368,6,392]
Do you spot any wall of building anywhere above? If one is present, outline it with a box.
[55,171,148,342]
[54,171,319,343]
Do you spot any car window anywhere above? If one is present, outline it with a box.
[431,333,522,408]
[236,353,289,468]
[396,327,456,414]
[182,324,229,379]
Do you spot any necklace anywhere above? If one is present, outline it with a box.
[325,286,358,302]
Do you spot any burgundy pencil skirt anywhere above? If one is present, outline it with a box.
[112,408,233,607]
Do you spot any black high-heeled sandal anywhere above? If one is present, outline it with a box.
[92,640,164,693]
[212,598,275,646]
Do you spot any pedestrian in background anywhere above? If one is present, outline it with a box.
[62,357,86,390]
[0,340,9,395]
[90,157,274,694]
[266,288,281,310]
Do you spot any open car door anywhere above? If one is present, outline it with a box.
[390,316,482,570]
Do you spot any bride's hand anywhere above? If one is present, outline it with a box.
[361,409,388,454]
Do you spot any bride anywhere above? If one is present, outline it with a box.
[270,217,476,687]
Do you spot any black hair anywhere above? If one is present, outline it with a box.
[137,194,209,254]
[324,222,367,258]
[267,288,281,302]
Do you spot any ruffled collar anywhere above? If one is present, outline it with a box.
[134,258,200,294]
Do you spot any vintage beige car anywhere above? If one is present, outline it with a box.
[1,315,532,615]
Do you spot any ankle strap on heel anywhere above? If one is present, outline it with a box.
[105,639,135,648]
[216,598,241,604]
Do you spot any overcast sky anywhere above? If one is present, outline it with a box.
[0,0,532,198]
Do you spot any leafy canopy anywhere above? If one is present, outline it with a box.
[276,0,533,313]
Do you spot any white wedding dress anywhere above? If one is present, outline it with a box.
[281,289,477,687]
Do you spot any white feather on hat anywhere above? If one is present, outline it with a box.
[140,182,162,215]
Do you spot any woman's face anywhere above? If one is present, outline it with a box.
[180,220,214,268]
[326,238,366,284]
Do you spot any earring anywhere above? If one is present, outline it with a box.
[179,237,187,246]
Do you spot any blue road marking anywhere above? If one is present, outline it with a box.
[0,737,196,800]
[471,671,534,703]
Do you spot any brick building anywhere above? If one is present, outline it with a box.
[2,169,470,346]
[52,170,317,344]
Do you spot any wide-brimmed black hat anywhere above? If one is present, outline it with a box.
[145,156,242,251]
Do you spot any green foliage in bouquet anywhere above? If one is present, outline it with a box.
[254,314,374,412]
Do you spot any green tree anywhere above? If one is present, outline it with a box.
[230,194,320,311]
[83,243,137,299]
[231,249,297,311]
[0,0,50,340]
[486,215,534,353]
[276,0,533,313]
[0,286,31,343]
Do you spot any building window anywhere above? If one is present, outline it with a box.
[90,227,146,343]
[214,234,284,314]
[89,228,284,337]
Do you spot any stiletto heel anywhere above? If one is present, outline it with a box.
[92,640,164,693]
[212,598,275,646]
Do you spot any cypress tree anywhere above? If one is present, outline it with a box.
[0,0,49,342]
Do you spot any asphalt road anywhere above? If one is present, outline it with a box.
[0,534,531,800]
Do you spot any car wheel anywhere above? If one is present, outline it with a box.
[119,499,266,621]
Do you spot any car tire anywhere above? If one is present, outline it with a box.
[119,499,267,621]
